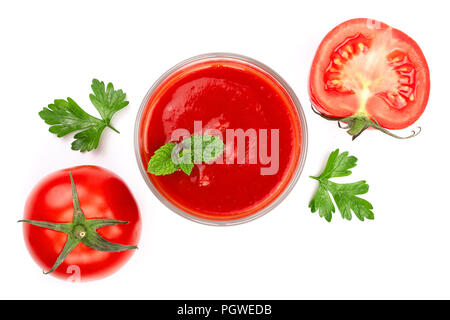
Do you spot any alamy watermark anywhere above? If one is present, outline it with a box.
[170,121,280,175]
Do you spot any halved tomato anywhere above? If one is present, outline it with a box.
[309,18,430,139]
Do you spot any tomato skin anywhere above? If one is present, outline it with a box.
[309,18,430,130]
[22,166,141,281]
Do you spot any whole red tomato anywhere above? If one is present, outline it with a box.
[21,166,141,281]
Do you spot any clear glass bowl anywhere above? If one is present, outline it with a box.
[134,53,308,226]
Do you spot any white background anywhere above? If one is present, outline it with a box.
[1,0,449,299]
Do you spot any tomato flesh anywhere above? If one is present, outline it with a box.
[22,166,141,281]
[309,18,430,129]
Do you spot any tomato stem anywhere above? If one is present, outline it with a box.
[346,117,369,140]
[310,104,421,140]
[73,225,87,239]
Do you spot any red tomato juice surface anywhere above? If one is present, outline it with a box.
[138,56,304,222]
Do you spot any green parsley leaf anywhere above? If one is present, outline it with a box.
[147,134,224,176]
[39,79,128,152]
[316,148,358,179]
[309,149,374,222]
[309,183,336,221]
[89,79,129,124]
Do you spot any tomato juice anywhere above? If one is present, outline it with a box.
[136,54,307,224]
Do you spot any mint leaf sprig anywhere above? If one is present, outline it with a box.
[309,149,374,222]
[39,79,129,152]
[147,134,225,176]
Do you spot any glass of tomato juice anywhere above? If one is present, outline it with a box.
[135,53,308,225]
